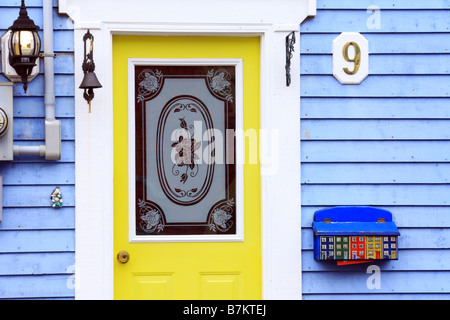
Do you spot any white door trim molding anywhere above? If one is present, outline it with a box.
[59,0,316,300]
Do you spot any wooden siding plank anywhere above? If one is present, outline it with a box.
[301,184,450,206]
[14,97,74,118]
[301,75,450,97]
[301,10,450,33]
[302,206,450,228]
[3,186,74,207]
[53,54,74,74]
[302,141,450,162]
[0,252,74,276]
[53,30,74,52]
[300,33,450,54]
[0,0,58,8]
[0,274,74,299]
[302,293,450,300]
[301,54,450,75]
[302,271,450,294]
[315,0,450,10]
[302,250,450,272]
[38,54,75,74]
[300,98,450,120]
[0,163,74,185]
[0,207,74,230]
[301,163,450,184]
[302,228,450,249]
[0,8,73,30]
[0,230,74,253]
[13,74,74,97]
[13,118,73,140]
[302,120,450,140]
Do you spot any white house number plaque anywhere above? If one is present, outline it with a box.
[333,32,369,84]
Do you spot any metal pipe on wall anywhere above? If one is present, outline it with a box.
[43,0,55,121]
[13,145,45,157]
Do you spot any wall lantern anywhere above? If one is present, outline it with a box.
[5,0,41,93]
[79,30,102,113]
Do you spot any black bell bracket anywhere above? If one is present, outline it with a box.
[80,29,102,113]
[285,31,296,87]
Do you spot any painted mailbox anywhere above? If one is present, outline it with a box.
[313,207,400,262]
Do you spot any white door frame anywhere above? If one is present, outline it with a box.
[59,0,316,300]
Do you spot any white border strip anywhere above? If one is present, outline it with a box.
[128,58,244,243]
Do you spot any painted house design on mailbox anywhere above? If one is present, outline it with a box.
[320,236,335,260]
[313,207,400,261]
[334,236,349,260]
[383,236,398,260]
[366,236,382,260]
[350,236,366,260]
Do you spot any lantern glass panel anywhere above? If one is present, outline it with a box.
[10,30,39,57]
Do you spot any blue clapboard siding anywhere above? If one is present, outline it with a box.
[302,75,449,97]
[302,249,450,271]
[0,2,74,300]
[0,252,74,275]
[302,120,450,140]
[302,163,450,184]
[302,98,450,119]
[301,1,450,300]
[0,275,74,300]
[301,33,450,54]
[302,10,450,33]
[0,0,59,8]
[302,141,450,162]
[303,271,450,295]
[14,118,74,140]
[303,185,450,206]
[0,207,74,230]
[15,97,74,118]
[316,0,450,10]
[302,55,450,75]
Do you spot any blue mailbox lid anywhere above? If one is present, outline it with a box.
[312,206,400,236]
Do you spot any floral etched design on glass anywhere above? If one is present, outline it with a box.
[171,116,202,185]
[137,69,163,102]
[207,69,233,102]
[138,199,165,233]
[209,199,235,233]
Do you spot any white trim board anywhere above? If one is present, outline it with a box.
[59,0,316,300]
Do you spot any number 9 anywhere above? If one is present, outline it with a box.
[342,42,361,75]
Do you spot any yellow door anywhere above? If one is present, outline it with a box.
[113,36,261,300]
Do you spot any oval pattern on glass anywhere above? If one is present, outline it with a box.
[156,95,215,206]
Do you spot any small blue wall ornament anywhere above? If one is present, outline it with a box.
[51,187,63,208]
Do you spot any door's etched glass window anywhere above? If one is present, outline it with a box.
[134,65,237,236]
